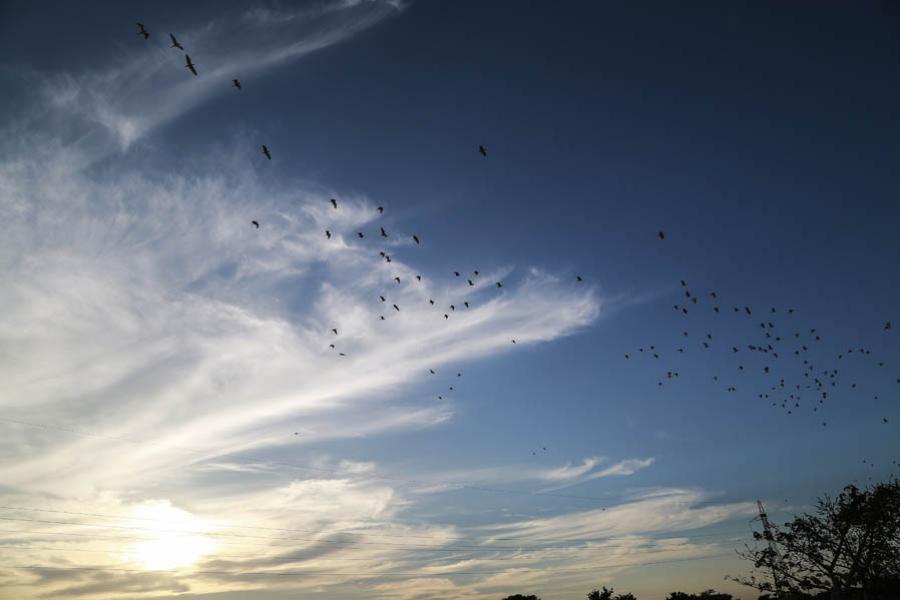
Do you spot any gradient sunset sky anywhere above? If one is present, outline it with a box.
[1,1,899,599]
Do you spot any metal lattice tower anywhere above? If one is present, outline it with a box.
[757,499,784,598]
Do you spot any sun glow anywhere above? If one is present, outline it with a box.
[125,501,216,571]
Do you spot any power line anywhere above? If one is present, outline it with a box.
[0,525,748,554]
[0,416,615,503]
[0,515,749,554]
[0,505,750,547]
[0,552,736,578]
[0,543,734,564]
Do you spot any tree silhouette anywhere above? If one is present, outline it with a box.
[732,479,900,599]
[587,586,636,600]
[666,591,733,600]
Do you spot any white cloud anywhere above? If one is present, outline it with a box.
[0,4,758,599]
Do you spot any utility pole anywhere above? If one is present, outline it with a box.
[757,499,784,598]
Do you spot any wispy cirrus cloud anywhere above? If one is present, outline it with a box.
[38,0,401,152]
[0,3,757,599]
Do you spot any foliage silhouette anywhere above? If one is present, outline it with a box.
[732,479,900,600]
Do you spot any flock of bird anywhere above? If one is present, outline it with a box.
[133,21,588,445]
[623,277,895,429]
[133,22,893,445]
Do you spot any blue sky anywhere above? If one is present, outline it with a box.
[0,1,899,599]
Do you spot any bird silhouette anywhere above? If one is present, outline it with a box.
[496,282,503,288]
[479,145,487,157]
[576,276,583,282]
[454,271,460,277]
[380,227,388,238]
[377,206,384,213]
[413,235,420,245]
[357,232,364,238]
[885,321,892,331]
[262,145,271,160]
[184,54,198,76]
[251,220,259,229]
[325,230,331,239]
[136,22,149,39]
[379,295,386,302]
[394,277,401,284]
[416,275,422,281]
[331,328,338,335]
[393,304,400,311]
[467,279,474,286]
[232,78,241,90]
[169,33,184,50]
[330,198,338,209]
[658,230,665,240]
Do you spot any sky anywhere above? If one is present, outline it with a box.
[0,1,899,599]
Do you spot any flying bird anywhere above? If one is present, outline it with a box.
[380,227,388,238]
[262,145,271,160]
[331,198,338,209]
[184,54,198,76]
[394,277,401,284]
[658,230,665,240]
[413,235,420,245]
[331,328,338,335]
[467,279,474,286]
[454,271,460,277]
[169,33,184,50]
[576,276,583,282]
[136,22,149,39]
[379,295,386,302]
[325,230,332,239]
[416,275,422,281]
[479,145,487,157]
[358,232,364,238]
[496,282,503,288]
[885,321,892,331]
[377,206,384,214]
[250,220,260,229]
[393,304,400,311]
[232,78,242,90]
